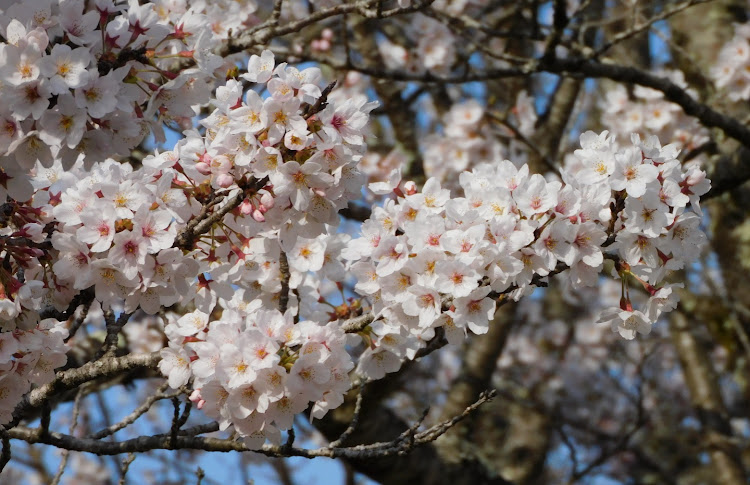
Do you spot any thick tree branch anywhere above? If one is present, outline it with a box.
[7,352,160,430]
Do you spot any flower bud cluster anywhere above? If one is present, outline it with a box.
[346,130,710,380]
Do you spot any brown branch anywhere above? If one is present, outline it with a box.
[278,250,290,314]
[224,0,436,55]
[327,382,367,449]
[542,58,750,148]
[7,391,495,459]
[321,56,750,154]
[174,177,268,250]
[7,352,160,430]
[89,383,177,440]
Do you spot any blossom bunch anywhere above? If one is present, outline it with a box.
[0,0,246,184]
[346,130,709,381]
[32,159,199,317]
[161,303,353,448]
[419,99,513,185]
[600,76,710,154]
[0,48,375,428]
[145,50,374,445]
[712,23,750,101]
[0,319,68,423]
[567,131,709,338]
[377,13,456,76]
[157,49,375,300]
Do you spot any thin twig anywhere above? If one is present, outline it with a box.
[50,385,87,485]
[328,382,366,448]
[593,0,712,57]
[89,383,176,440]
[118,453,136,485]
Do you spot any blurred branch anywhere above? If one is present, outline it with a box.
[593,0,712,57]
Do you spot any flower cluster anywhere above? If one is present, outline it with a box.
[162,304,353,448]
[565,131,708,337]
[420,99,515,186]
[32,159,199,317]
[0,47,375,427]
[712,23,750,101]
[158,49,375,299]
[377,13,456,76]
[0,318,68,423]
[0,0,250,185]
[600,76,710,154]
[346,130,709,381]
[147,50,375,445]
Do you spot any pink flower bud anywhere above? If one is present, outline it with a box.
[215,173,234,188]
[260,192,274,209]
[319,39,331,51]
[189,390,206,409]
[195,161,212,175]
[240,198,254,215]
[403,181,417,195]
[322,28,334,41]
[685,169,705,186]
[252,209,266,222]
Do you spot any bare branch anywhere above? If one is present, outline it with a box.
[594,0,713,57]
[327,382,366,449]
[7,390,496,459]
[89,383,177,440]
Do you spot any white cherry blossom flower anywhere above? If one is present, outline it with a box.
[610,146,659,197]
[40,44,91,95]
[597,308,652,340]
